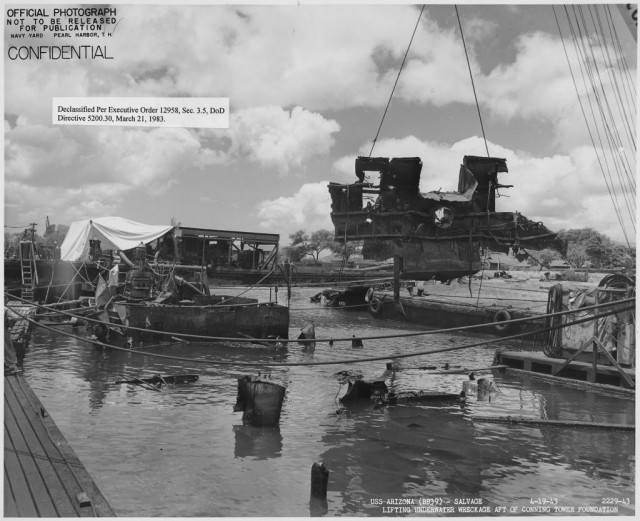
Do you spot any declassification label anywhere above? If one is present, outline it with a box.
[53,97,229,128]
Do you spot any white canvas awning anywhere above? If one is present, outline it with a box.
[60,216,174,262]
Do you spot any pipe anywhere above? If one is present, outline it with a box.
[174,275,206,296]
[118,250,135,268]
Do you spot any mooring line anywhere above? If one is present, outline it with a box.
[4,291,633,345]
[15,304,633,368]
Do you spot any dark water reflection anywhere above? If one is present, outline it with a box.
[18,287,635,516]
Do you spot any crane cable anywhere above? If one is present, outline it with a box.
[369,4,425,157]
[455,5,490,158]
[13,302,633,367]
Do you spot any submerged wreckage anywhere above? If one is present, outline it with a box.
[329,155,565,281]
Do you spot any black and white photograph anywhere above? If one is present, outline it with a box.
[3,1,636,517]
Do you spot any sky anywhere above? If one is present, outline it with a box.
[3,2,637,247]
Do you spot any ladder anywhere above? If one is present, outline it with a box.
[19,241,38,302]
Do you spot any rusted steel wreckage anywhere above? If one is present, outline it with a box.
[329,155,565,281]
[89,243,289,348]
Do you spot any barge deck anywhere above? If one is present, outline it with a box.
[368,279,552,337]
[494,350,635,391]
[4,373,115,517]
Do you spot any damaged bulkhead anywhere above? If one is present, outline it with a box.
[328,155,566,281]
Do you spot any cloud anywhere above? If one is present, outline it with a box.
[227,106,340,174]
[256,182,333,237]
[4,180,130,228]
[4,123,210,191]
[4,104,340,226]
[4,5,482,119]
[5,105,339,188]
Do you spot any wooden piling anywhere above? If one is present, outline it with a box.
[309,462,329,516]
[310,462,329,500]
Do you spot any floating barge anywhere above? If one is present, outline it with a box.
[493,350,635,390]
[366,277,550,338]
[4,373,115,516]
[490,276,636,391]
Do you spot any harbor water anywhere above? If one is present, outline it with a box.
[19,287,635,516]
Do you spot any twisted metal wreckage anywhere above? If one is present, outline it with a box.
[329,155,566,282]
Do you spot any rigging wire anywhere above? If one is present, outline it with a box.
[5,291,633,344]
[576,5,636,205]
[590,5,637,153]
[455,5,490,157]
[605,5,637,109]
[553,6,634,247]
[13,301,633,368]
[571,5,636,224]
[368,4,425,157]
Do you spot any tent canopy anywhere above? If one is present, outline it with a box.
[60,216,174,262]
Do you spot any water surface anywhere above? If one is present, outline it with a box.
[19,287,635,516]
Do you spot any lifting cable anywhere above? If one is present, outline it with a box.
[15,303,633,368]
[455,5,490,157]
[5,291,633,345]
[368,4,425,157]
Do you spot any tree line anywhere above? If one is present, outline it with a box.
[530,228,635,270]
[279,229,362,264]
[280,227,635,271]
[4,223,635,271]
[4,223,69,259]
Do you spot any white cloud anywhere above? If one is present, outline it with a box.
[4,5,481,120]
[4,123,208,191]
[256,182,333,237]
[4,104,340,226]
[4,180,130,227]
[227,106,340,174]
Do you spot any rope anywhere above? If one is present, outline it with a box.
[5,291,634,344]
[368,4,425,157]
[14,300,633,368]
[455,5,490,157]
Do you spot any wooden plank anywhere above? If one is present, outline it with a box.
[4,384,64,516]
[4,375,115,517]
[5,378,83,516]
[500,350,635,379]
[3,444,39,517]
[5,378,52,459]
[593,337,636,388]
[15,376,116,517]
[4,432,78,516]
[474,415,634,430]
[500,367,636,395]
[4,466,20,517]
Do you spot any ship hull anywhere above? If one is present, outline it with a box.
[108,301,290,345]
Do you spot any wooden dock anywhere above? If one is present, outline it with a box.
[4,374,115,517]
